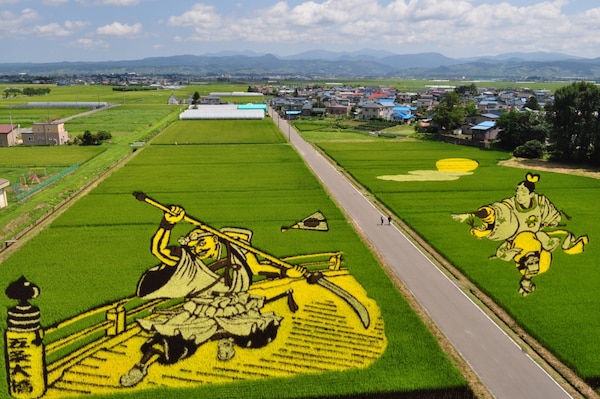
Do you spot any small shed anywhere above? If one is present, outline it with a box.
[0,178,10,208]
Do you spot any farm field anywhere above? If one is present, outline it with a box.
[0,120,473,398]
[0,80,583,398]
[316,139,600,388]
[0,104,181,243]
[153,119,286,145]
[0,82,257,110]
[292,118,414,142]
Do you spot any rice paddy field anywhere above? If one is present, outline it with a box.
[316,139,600,387]
[0,120,472,398]
[0,79,590,398]
[0,104,182,243]
[153,119,286,145]
[0,82,257,111]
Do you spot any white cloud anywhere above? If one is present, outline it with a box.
[65,20,88,30]
[168,4,221,28]
[69,37,109,49]
[161,0,599,57]
[0,8,39,32]
[34,23,72,37]
[33,20,87,37]
[98,0,140,5]
[42,0,70,5]
[4,0,600,62]
[96,21,142,36]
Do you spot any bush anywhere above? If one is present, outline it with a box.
[513,139,544,158]
[74,130,113,146]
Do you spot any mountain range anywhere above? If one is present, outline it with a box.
[2,49,599,80]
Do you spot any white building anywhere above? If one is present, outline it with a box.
[0,178,9,208]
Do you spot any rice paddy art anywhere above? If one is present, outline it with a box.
[4,193,386,398]
[377,158,479,182]
[452,172,589,296]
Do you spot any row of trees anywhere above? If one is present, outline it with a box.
[3,87,52,98]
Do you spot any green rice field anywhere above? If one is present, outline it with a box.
[152,119,286,145]
[0,83,256,110]
[316,140,600,386]
[0,122,472,398]
[1,80,589,397]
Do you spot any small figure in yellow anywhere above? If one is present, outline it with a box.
[453,173,588,296]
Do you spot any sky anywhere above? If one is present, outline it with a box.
[1,0,599,63]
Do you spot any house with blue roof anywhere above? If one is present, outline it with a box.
[390,105,416,123]
[470,120,499,148]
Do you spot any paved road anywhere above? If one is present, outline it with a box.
[270,109,572,399]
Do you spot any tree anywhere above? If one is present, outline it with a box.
[3,87,21,98]
[496,110,548,151]
[513,140,544,159]
[77,130,112,146]
[80,130,95,145]
[524,95,539,110]
[546,81,600,164]
[192,91,200,104]
[432,91,465,133]
[455,83,478,97]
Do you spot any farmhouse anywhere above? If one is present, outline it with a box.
[21,121,69,146]
[0,124,20,147]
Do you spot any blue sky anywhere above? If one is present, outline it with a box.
[1,0,599,63]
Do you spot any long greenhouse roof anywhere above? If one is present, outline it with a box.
[179,105,264,120]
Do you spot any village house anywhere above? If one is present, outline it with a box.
[326,102,352,116]
[390,105,417,124]
[21,121,69,146]
[416,94,435,109]
[167,94,181,105]
[359,102,384,120]
[0,124,19,147]
[470,121,500,148]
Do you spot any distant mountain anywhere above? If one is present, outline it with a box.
[283,48,396,61]
[378,52,462,70]
[469,51,583,63]
[1,50,599,80]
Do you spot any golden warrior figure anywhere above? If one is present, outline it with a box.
[453,173,588,296]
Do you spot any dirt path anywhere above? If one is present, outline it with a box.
[499,157,600,179]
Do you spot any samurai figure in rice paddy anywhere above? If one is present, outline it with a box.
[452,173,588,296]
[120,192,369,387]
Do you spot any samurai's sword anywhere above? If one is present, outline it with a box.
[307,271,370,329]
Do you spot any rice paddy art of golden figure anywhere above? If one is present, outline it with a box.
[453,173,589,296]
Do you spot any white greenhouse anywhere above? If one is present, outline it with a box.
[179,104,265,120]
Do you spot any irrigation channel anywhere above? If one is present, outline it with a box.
[268,107,585,399]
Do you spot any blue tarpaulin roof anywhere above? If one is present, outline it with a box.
[472,121,496,130]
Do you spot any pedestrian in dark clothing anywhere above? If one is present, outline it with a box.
[387,216,392,225]
[380,216,385,225]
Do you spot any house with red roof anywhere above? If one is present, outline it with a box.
[0,124,19,147]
